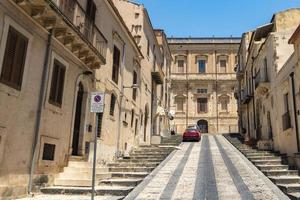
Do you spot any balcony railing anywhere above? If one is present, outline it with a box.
[171,73,236,81]
[13,0,107,68]
[282,111,292,131]
[53,0,107,61]
[255,65,269,89]
[152,66,165,84]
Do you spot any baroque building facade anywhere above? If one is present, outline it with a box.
[236,8,300,166]
[168,38,240,134]
[0,0,171,198]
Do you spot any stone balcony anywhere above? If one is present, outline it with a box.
[12,0,107,68]
[171,73,236,81]
[152,66,165,84]
[255,66,270,96]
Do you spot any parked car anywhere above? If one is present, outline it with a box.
[187,124,200,132]
[182,128,201,142]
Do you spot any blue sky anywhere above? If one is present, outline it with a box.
[132,0,300,37]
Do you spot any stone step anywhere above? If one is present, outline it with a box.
[247,155,277,160]
[54,179,92,187]
[57,171,111,180]
[262,170,298,177]
[288,192,300,200]
[245,152,274,156]
[99,178,142,187]
[252,160,282,165]
[256,164,289,171]
[63,167,109,173]
[131,152,170,156]
[109,167,154,173]
[278,184,300,193]
[117,159,163,163]
[108,162,159,168]
[269,176,300,184]
[41,186,133,196]
[130,156,166,159]
[111,172,148,179]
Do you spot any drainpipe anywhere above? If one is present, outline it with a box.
[290,72,300,152]
[28,29,53,194]
[251,57,256,138]
[116,43,126,157]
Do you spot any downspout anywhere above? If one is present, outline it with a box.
[28,29,53,193]
[116,43,126,157]
[251,57,256,136]
[290,72,300,152]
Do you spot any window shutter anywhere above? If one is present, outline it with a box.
[57,65,66,105]
[1,30,16,83]
[49,63,59,103]
[0,26,28,90]
[13,35,28,88]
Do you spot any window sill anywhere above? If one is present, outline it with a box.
[0,83,21,98]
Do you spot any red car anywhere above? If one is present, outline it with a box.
[182,128,201,142]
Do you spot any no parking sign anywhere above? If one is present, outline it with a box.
[90,92,104,113]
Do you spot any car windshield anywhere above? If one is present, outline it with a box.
[186,128,197,131]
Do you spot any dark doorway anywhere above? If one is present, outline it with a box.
[197,119,208,133]
[72,82,84,156]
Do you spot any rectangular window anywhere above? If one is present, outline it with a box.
[96,113,103,137]
[198,60,206,73]
[0,26,28,90]
[132,71,137,101]
[147,38,150,56]
[42,143,56,161]
[197,88,207,94]
[131,109,135,127]
[284,93,289,112]
[112,46,120,84]
[49,59,66,107]
[197,98,208,113]
[221,99,228,111]
[110,94,116,116]
[177,99,184,111]
[178,60,184,73]
[220,60,227,68]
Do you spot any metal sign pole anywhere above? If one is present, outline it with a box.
[91,113,98,200]
[90,92,104,200]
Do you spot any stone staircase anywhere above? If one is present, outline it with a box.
[225,134,300,200]
[41,134,182,199]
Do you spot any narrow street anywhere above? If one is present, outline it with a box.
[125,135,289,200]
[18,135,290,200]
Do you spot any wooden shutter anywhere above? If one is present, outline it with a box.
[0,26,28,90]
[49,59,66,107]
[112,46,120,83]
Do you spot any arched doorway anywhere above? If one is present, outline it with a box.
[197,119,208,133]
[72,82,84,156]
[144,104,149,141]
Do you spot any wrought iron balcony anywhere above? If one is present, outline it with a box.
[13,0,107,68]
[282,111,292,131]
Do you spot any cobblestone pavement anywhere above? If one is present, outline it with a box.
[19,135,290,200]
[125,135,290,200]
